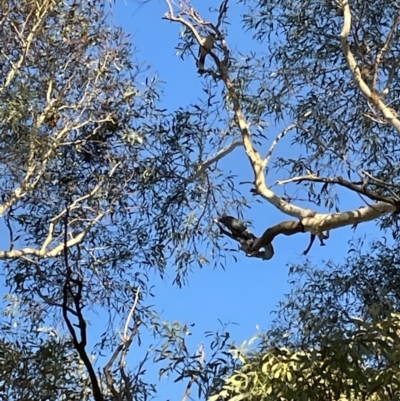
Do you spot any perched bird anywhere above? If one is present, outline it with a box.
[218,215,254,241]
[197,34,216,70]
[216,215,274,260]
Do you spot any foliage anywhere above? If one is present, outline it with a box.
[156,1,400,401]
[240,0,400,214]
[2,0,400,400]
[0,317,91,401]
[0,0,244,400]
[207,241,400,401]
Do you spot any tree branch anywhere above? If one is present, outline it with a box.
[0,3,51,93]
[372,11,400,89]
[301,201,396,235]
[262,124,296,170]
[194,139,243,178]
[340,0,400,132]
[0,211,106,259]
[276,174,400,207]
[103,288,141,401]
[62,204,104,401]
[165,0,400,253]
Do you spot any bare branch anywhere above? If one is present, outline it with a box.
[250,220,305,255]
[0,3,51,93]
[123,288,140,341]
[120,313,140,401]
[194,140,243,178]
[104,289,142,401]
[163,0,204,46]
[276,173,399,206]
[165,0,400,253]
[301,201,396,235]
[372,11,400,88]
[104,343,124,401]
[163,1,308,219]
[0,211,106,260]
[262,124,296,169]
[62,204,105,401]
[181,343,205,401]
[362,170,400,190]
[340,1,373,96]
[40,185,103,254]
[340,0,400,132]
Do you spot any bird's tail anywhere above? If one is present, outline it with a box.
[197,55,206,70]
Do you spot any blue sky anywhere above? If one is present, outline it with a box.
[111,0,378,328]
[109,0,381,398]
[0,0,383,399]
[112,0,292,328]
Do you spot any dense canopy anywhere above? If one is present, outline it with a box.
[1,0,400,400]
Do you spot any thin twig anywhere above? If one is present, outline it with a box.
[181,343,205,401]
[276,174,397,206]
[195,140,243,177]
[372,11,400,88]
[123,288,140,341]
[262,124,296,169]
[216,0,230,29]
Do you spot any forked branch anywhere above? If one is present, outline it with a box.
[340,0,400,132]
[166,0,398,258]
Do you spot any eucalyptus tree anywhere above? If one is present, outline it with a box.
[3,0,400,398]
[205,241,400,401]
[0,0,239,399]
[162,0,400,259]
[155,0,400,400]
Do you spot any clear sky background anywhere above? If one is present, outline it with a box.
[0,0,383,400]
